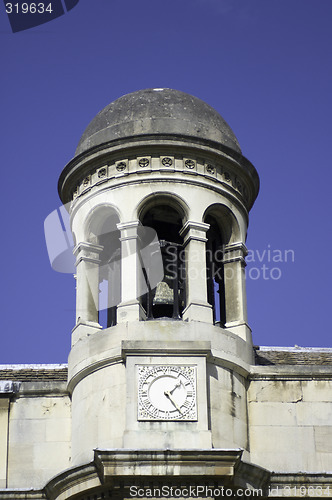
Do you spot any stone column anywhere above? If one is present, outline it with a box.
[223,242,251,342]
[117,221,146,323]
[72,242,103,344]
[180,221,213,323]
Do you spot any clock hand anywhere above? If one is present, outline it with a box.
[169,380,181,394]
[164,390,183,414]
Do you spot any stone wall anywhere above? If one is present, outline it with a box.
[248,364,332,472]
[0,367,71,490]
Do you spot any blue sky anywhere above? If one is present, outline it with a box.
[1,0,331,363]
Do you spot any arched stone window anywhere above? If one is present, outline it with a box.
[97,215,121,327]
[205,214,226,326]
[85,207,121,328]
[140,204,185,320]
[204,204,240,328]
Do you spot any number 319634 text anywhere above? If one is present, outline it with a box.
[5,3,54,14]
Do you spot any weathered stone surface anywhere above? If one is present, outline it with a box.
[6,391,71,489]
[314,426,332,453]
[302,379,332,402]
[75,89,242,156]
[248,379,303,402]
[249,401,297,426]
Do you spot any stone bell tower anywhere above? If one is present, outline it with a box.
[57,88,264,492]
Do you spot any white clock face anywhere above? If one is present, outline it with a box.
[137,365,197,421]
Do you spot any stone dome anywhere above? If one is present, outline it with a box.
[75,88,242,156]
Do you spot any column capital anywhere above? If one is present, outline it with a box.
[223,242,248,264]
[180,220,210,245]
[73,241,103,265]
[117,220,142,241]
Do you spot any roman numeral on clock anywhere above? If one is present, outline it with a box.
[150,407,159,418]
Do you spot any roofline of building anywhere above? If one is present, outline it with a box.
[0,364,68,370]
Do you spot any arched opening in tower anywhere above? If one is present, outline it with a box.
[141,205,185,320]
[97,213,121,328]
[205,214,226,327]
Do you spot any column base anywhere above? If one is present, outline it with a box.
[182,301,213,323]
[117,301,146,323]
[224,321,252,344]
[71,320,102,346]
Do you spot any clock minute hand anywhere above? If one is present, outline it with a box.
[164,390,183,414]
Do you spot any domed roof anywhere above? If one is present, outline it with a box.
[75,88,241,156]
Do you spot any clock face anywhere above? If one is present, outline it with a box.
[137,365,197,421]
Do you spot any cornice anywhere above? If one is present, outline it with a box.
[59,136,259,211]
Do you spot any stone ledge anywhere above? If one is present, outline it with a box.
[95,448,243,480]
[270,473,332,497]
[250,365,332,380]
[42,448,270,499]
[121,340,212,358]
[0,491,46,500]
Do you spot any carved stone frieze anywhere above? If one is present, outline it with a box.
[161,156,173,167]
[116,161,127,172]
[97,167,107,178]
[82,176,91,187]
[138,157,150,168]
[71,154,249,206]
[184,159,196,169]
[205,163,215,175]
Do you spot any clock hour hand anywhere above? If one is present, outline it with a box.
[169,380,181,394]
[164,390,183,414]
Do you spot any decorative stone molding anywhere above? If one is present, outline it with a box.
[138,156,151,168]
[205,162,216,175]
[95,448,244,480]
[180,220,210,246]
[184,158,196,170]
[73,242,103,266]
[69,153,250,209]
[82,175,91,187]
[161,155,173,167]
[12,468,332,500]
[97,166,107,178]
[223,242,248,265]
[37,449,271,500]
[115,160,127,172]
[0,492,46,500]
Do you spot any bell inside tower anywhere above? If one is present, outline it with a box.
[141,204,185,320]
